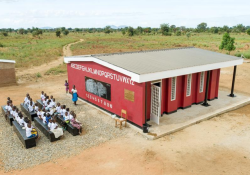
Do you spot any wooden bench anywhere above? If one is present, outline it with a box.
[56,115,79,136]
[1,105,14,126]
[36,99,43,109]
[20,103,37,121]
[34,117,60,142]
[13,121,37,149]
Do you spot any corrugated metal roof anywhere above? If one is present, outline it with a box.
[92,47,242,75]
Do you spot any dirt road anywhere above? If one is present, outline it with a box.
[16,39,84,77]
[0,48,250,175]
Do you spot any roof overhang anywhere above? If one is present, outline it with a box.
[0,59,16,63]
[64,56,243,83]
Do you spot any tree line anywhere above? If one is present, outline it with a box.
[1,23,250,37]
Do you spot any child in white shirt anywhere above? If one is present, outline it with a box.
[49,119,63,138]
[34,103,39,112]
[23,93,29,104]
[18,114,25,126]
[55,103,61,114]
[41,91,45,101]
[48,119,52,129]
[28,101,34,112]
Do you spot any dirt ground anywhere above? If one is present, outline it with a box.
[0,46,250,174]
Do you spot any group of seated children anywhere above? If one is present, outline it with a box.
[23,93,39,113]
[37,107,64,139]
[41,91,82,135]
[5,97,40,140]
[41,91,57,114]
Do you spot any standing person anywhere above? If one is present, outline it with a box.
[71,85,78,105]
[65,80,69,94]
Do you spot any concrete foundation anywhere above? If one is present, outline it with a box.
[140,90,250,139]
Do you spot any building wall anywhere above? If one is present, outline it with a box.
[67,61,146,127]
[0,62,16,86]
[67,62,221,126]
[149,69,220,116]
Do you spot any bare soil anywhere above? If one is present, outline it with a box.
[16,39,84,77]
[1,45,250,175]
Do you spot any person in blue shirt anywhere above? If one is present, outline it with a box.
[45,113,51,125]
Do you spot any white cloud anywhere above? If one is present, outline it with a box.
[0,0,249,28]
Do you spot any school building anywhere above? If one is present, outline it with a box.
[0,59,16,87]
[64,47,243,129]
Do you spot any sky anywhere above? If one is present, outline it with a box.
[0,0,249,29]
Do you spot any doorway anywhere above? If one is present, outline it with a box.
[150,81,162,125]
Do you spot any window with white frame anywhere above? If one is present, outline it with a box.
[171,77,177,101]
[199,72,205,93]
[186,74,192,96]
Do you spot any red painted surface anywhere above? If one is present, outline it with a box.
[159,70,220,114]
[208,69,220,100]
[146,82,151,120]
[67,61,221,126]
[67,62,145,127]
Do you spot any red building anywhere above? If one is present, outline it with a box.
[64,47,243,129]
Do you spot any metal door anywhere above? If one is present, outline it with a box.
[150,85,161,125]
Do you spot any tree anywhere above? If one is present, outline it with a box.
[32,29,42,38]
[18,28,25,35]
[186,32,191,39]
[127,27,134,36]
[144,27,151,34]
[121,29,126,35]
[247,28,250,35]
[63,29,69,35]
[222,25,230,32]
[235,24,245,33]
[160,23,171,36]
[122,29,126,35]
[176,30,181,36]
[219,33,236,54]
[136,26,143,35]
[170,25,176,33]
[104,26,111,34]
[56,30,61,37]
[210,27,219,34]
[1,31,8,36]
[197,22,207,32]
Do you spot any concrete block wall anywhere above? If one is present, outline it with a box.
[0,62,16,86]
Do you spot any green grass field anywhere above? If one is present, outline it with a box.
[71,32,250,58]
[1,32,249,75]
[0,33,82,68]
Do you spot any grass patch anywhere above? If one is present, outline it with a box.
[45,64,67,75]
[0,33,82,68]
[71,32,250,57]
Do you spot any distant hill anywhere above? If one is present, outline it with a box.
[109,25,128,29]
[40,27,53,29]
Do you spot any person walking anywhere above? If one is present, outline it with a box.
[71,85,78,105]
[65,80,69,93]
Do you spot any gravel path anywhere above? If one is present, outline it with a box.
[0,97,128,171]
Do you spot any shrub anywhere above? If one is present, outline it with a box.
[186,32,191,39]
[160,23,170,36]
[0,43,3,47]
[176,31,181,36]
[56,30,61,37]
[36,72,42,78]
[1,32,8,36]
[127,27,134,36]
[63,30,69,35]
[219,33,236,54]
[247,29,250,35]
